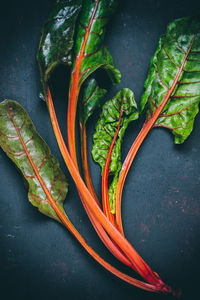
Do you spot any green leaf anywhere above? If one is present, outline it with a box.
[80,78,107,124]
[71,0,121,89]
[0,100,68,222]
[141,16,200,144]
[37,0,82,88]
[92,89,139,212]
[92,88,139,173]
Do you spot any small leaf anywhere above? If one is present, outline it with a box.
[92,88,139,173]
[37,0,82,88]
[80,78,107,125]
[0,100,68,222]
[92,89,139,212]
[141,16,200,144]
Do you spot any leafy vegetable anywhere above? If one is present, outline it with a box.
[0,100,68,222]
[71,0,121,86]
[56,0,137,272]
[47,87,168,289]
[67,0,121,163]
[35,0,177,294]
[92,88,139,214]
[93,88,138,175]
[37,0,142,272]
[37,0,83,94]
[0,100,163,293]
[115,16,200,234]
[141,16,200,144]
[80,78,107,202]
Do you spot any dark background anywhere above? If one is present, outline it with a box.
[0,0,200,299]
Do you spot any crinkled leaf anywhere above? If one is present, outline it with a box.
[37,0,82,89]
[71,0,121,89]
[92,89,139,212]
[0,100,68,222]
[141,16,200,144]
[80,78,107,124]
[92,88,139,173]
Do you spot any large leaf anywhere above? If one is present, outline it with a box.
[70,0,121,91]
[141,16,200,144]
[37,0,82,90]
[80,78,107,125]
[0,100,68,222]
[92,89,139,212]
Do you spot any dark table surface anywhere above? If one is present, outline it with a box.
[0,1,200,299]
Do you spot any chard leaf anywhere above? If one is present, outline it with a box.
[70,0,121,91]
[92,88,139,173]
[80,78,107,125]
[141,16,200,144]
[37,0,82,88]
[92,89,139,211]
[0,100,68,222]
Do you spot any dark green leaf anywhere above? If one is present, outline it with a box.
[0,100,68,222]
[92,89,139,212]
[80,78,107,124]
[141,16,200,144]
[37,0,82,88]
[71,0,121,89]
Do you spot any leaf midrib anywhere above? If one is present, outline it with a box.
[6,102,62,216]
[150,32,198,124]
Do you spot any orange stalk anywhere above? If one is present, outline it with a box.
[8,100,162,292]
[66,0,138,271]
[102,96,124,227]
[70,109,134,268]
[63,217,162,293]
[80,121,137,269]
[79,188,133,268]
[47,86,170,290]
[80,122,100,204]
[66,0,135,271]
[67,0,99,164]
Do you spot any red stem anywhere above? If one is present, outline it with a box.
[66,3,108,260]
[102,96,124,226]
[67,0,99,165]
[47,86,168,289]
[67,0,137,273]
[80,122,100,205]
[80,122,135,269]
[8,101,161,292]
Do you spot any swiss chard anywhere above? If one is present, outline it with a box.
[0,99,163,293]
[37,0,83,96]
[2,0,199,294]
[46,87,169,288]
[35,0,180,294]
[115,16,200,234]
[79,78,107,202]
[0,100,68,221]
[37,0,137,274]
[92,88,139,221]
[67,0,121,165]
